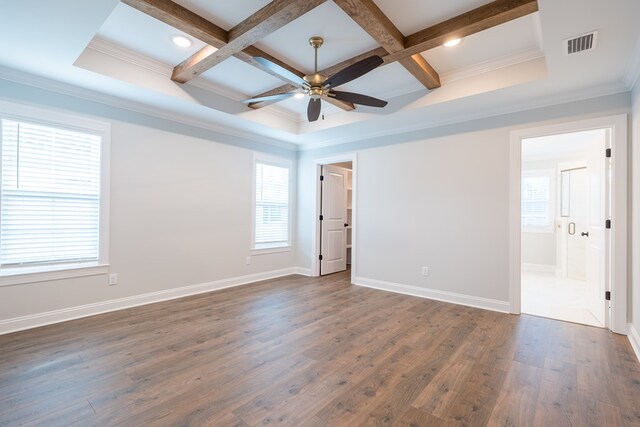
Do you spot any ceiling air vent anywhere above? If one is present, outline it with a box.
[565,31,598,55]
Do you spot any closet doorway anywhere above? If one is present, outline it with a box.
[311,154,357,281]
[319,162,352,275]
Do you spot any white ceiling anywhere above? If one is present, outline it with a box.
[255,1,379,74]
[422,14,542,75]
[98,3,207,66]
[91,0,543,120]
[173,0,271,30]
[0,0,638,149]
[374,0,490,35]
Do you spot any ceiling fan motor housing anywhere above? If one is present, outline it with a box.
[303,73,328,86]
[308,87,324,99]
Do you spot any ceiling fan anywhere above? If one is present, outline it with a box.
[242,36,388,122]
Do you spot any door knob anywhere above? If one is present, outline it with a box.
[581,232,589,237]
[344,223,349,227]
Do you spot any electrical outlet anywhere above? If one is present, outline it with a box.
[246,256,251,265]
[421,267,429,277]
[108,274,118,285]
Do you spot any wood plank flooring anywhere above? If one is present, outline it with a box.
[1,271,639,426]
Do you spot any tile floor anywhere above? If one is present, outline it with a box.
[521,269,603,327]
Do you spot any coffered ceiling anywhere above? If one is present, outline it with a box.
[0,0,638,149]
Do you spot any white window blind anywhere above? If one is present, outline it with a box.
[254,162,289,248]
[521,174,551,228]
[1,119,102,267]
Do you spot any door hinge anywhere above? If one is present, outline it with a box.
[320,175,324,181]
[605,291,611,301]
[606,219,611,229]
[606,148,612,158]
[319,254,323,261]
[319,215,324,221]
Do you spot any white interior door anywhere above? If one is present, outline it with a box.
[320,165,348,275]
[567,168,588,281]
[585,132,608,326]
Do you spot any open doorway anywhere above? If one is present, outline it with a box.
[520,129,608,327]
[311,153,357,281]
[318,162,352,276]
[510,114,627,335]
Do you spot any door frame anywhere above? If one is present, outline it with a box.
[311,153,357,281]
[509,114,628,334]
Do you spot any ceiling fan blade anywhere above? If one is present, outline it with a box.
[324,55,384,89]
[241,93,296,104]
[330,90,388,108]
[254,57,308,87]
[307,98,321,122]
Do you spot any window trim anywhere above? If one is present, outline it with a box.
[521,168,555,234]
[251,153,293,255]
[0,100,110,286]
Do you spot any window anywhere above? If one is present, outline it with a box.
[0,102,109,283]
[253,157,291,251]
[521,170,554,232]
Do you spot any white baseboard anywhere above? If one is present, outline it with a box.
[293,267,313,276]
[522,263,556,273]
[629,323,640,363]
[0,267,299,335]
[353,277,510,313]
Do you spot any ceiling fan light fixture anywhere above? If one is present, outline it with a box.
[171,35,193,48]
[242,36,387,122]
[444,38,462,47]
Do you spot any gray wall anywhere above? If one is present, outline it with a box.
[0,80,296,325]
[1,76,636,337]
[297,93,631,305]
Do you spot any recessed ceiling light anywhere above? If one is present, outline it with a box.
[294,92,305,99]
[444,38,461,47]
[171,35,192,48]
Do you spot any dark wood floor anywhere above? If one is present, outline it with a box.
[1,271,639,426]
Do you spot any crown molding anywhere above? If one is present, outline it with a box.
[623,37,640,90]
[85,38,549,135]
[310,48,545,124]
[89,37,170,77]
[299,81,629,152]
[0,62,628,156]
[89,37,246,102]
[0,65,297,151]
[440,48,544,84]
[87,37,301,124]
[0,42,628,156]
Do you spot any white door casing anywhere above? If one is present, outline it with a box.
[320,165,348,275]
[509,114,627,335]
